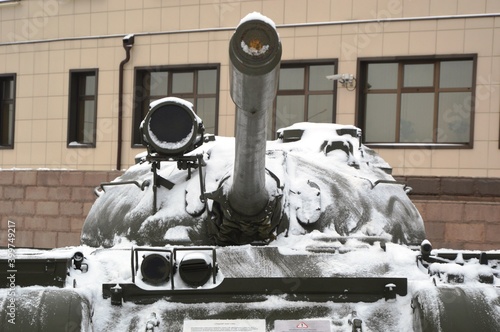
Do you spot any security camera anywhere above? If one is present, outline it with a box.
[326,74,354,82]
[326,73,357,90]
[326,74,343,81]
[123,34,135,47]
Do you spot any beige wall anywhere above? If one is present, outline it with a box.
[0,0,499,176]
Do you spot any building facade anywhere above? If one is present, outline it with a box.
[0,0,499,249]
[0,0,499,174]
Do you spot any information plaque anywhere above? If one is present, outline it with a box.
[183,319,266,332]
[274,320,331,332]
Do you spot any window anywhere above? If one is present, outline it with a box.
[358,55,476,147]
[132,65,219,146]
[268,60,337,139]
[0,74,16,148]
[68,69,98,147]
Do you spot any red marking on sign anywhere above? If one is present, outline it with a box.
[297,322,309,328]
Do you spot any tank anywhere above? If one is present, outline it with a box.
[1,12,499,332]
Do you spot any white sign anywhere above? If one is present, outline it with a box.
[274,320,331,332]
[183,319,266,332]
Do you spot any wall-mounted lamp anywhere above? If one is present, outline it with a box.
[326,73,357,91]
[123,33,135,47]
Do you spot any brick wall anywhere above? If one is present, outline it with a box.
[1,171,499,250]
[397,176,500,251]
[0,170,122,248]
[414,201,500,250]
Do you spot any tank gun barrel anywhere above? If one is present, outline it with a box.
[228,13,282,217]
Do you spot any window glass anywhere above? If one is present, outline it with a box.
[2,79,14,99]
[84,100,95,122]
[198,70,217,94]
[276,95,305,130]
[197,97,216,133]
[364,94,397,142]
[84,75,96,95]
[7,103,14,143]
[172,72,193,94]
[270,61,337,139]
[8,80,14,99]
[68,70,97,146]
[0,76,15,147]
[440,60,473,88]
[309,65,335,91]
[278,68,304,90]
[400,93,434,142]
[367,63,397,90]
[150,71,169,96]
[404,64,434,87]
[308,95,333,123]
[361,57,475,146]
[0,101,14,146]
[149,98,161,105]
[437,92,471,143]
[83,100,95,143]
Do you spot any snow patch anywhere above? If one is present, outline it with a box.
[238,12,276,30]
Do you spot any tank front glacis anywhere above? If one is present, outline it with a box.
[1,241,499,331]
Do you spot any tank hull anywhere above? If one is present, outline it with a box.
[1,244,499,331]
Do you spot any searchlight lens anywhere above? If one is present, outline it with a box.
[140,253,171,285]
[142,97,204,156]
[149,104,192,144]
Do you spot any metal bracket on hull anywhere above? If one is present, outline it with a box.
[103,277,407,305]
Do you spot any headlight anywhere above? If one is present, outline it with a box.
[140,253,172,285]
[178,252,213,287]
